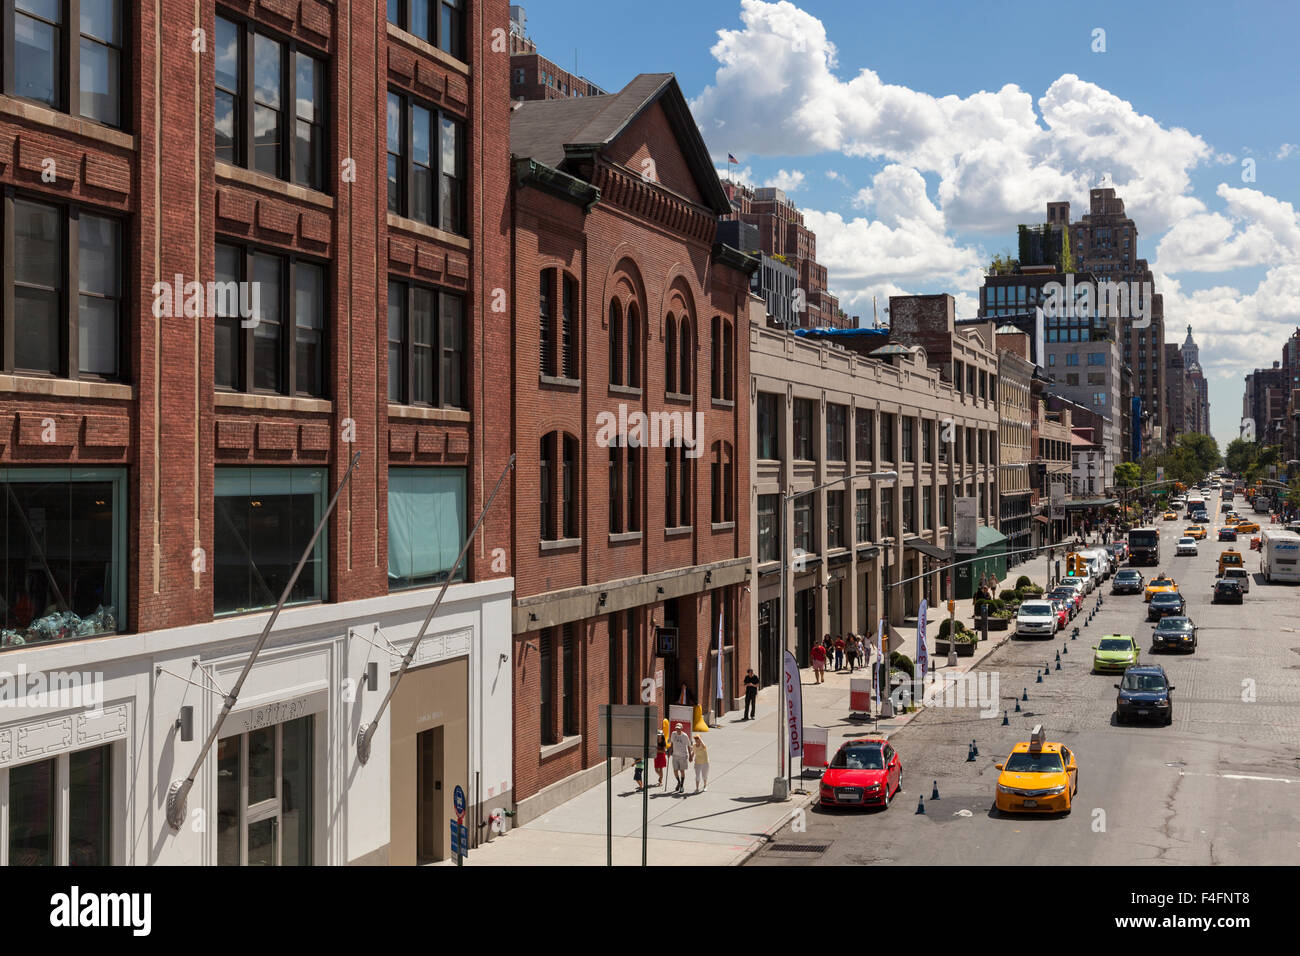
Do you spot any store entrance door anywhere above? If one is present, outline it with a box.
[416,727,444,864]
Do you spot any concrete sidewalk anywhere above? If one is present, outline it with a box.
[461,548,1062,866]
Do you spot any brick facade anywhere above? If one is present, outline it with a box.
[508,75,754,811]
[0,1,512,633]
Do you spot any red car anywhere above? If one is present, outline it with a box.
[1048,599,1069,630]
[1049,586,1082,616]
[819,738,902,809]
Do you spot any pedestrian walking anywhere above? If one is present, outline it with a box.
[845,632,858,672]
[693,735,709,792]
[834,634,845,671]
[743,668,759,719]
[822,634,835,672]
[653,733,668,789]
[810,640,827,684]
[633,756,645,791]
[669,723,693,793]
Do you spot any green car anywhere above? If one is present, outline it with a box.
[1092,635,1140,674]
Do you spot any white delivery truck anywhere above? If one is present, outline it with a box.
[1260,529,1300,583]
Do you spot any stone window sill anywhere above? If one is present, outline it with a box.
[609,531,643,543]
[540,735,581,760]
[540,537,581,552]
[665,526,692,538]
[540,375,581,390]
[609,384,642,397]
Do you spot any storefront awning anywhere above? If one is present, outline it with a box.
[904,537,951,561]
[1034,515,1052,524]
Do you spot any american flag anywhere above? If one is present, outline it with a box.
[727,153,739,165]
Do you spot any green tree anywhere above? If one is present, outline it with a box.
[1225,438,1258,476]
[1114,461,1141,488]
[1176,432,1222,477]
[1058,228,1074,273]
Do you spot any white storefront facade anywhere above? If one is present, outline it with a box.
[0,578,513,865]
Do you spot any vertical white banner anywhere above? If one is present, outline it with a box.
[915,598,929,679]
[783,650,803,760]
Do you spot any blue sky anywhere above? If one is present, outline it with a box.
[521,0,1300,452]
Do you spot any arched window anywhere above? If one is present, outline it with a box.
[626,303,640,388]
[560,274,578,379]
[711,441,735,523]
[609,300,624,386]
[711,315,722,399]
[722,319,734,401]
[665,314,678,393]
[539,269,555,376]
[540,430,579,540]
[678,317,691,395]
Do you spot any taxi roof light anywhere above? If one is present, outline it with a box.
[1029,724,1045,750]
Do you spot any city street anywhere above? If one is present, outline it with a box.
[750,496,1300,866]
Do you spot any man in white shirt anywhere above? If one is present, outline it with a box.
[669,723,693,793]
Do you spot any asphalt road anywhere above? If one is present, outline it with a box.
[749,496,1300,866]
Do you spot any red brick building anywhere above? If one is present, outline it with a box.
[508,73,755,818]
[0,0,515,864]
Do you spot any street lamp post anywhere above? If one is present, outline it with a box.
[774,469,897,800]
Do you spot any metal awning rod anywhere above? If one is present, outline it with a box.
[356,453,515,764]
[165,451,362,830]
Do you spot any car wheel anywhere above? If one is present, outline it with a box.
[1165,710,1173,726]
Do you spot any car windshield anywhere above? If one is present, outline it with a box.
[1151,578,1174,587]
[1020,603,1053,615]
[1004,752,1064,773]
[1121,673,1167,692]
[1178,538,1194,544]
[830,745,884,770]
[1099,638,1134,651]
[1152,593,1181,604]
[1116,570,1140,579]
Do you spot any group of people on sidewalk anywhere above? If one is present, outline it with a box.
[633,723,709,794]
[810,632,871,684]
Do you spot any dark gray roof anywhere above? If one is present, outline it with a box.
[511,73,731,215]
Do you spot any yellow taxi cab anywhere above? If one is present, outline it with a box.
[994,725,1077,815]
[1236,520,1260,534]
[1184,526,1206,540]
[1218,550,1244,575]
[1143,574,1178,602]
[1162,510,1177,521]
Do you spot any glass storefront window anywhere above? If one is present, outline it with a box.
[5,744,111,865]
[0,468,126,651]
[214,468,328,615]
[387,467,467,590]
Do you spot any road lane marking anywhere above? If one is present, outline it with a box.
[1179,770,1296,785]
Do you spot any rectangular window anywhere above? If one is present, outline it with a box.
[7,0,125,129]
[215,244,326,398]
[855,410,873,462]
[1066,353,1079,366]
[214,468,328,615]
[757,494,778,562]
[0,467,127,651]
[388,467,467,590]
[757,393,779,460]
[880,487,894,539]
[387,90,467,236]
[879,413,895,462]
[793,399,814,461]
[921,419,932,462]
[825,404,846,462]
[922,492,932,530]
[539,630,555,744]
[901,416,914,463]
[9,196,125,381]
[855,488,871,543]
[902,487,914,534]
[826,490,844,550]
[216,15,326,190]
[386,280,465,408]
[793,497,812,554]
[390,0,465,58]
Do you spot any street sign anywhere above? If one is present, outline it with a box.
[453,784,466,818]
[449,820,469,857]
[597,703,657,758]
[954,497,978,554]
[655,627,678,656]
